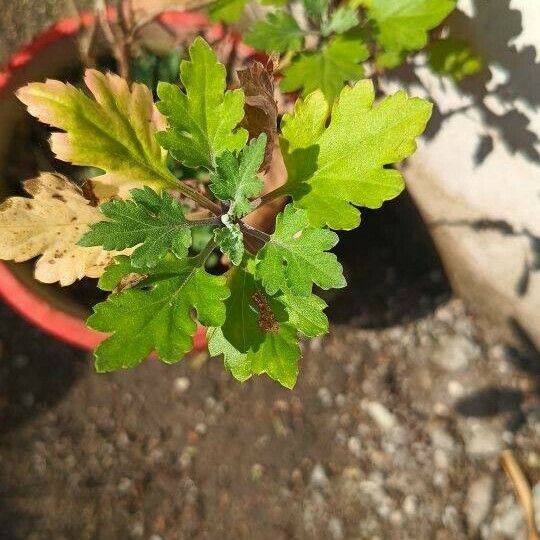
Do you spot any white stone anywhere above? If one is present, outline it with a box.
[310,464,328,488]
[491,504,525,539]
[402,495,418,516]
[363,401,397,431]
[465,475,494,533]
[461,421,503,457]
[432,335,480,371]
[328,517,344,540]
[317,387,333,408]
[173,376,190,393]
[347,437,362,458]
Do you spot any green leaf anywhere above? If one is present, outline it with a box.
[214,222,244,266]
[255,204,346,297]
[219,263,267,353]
[207,327,253,382]
[209,0,248,23]
[375,49,408,69]
[88,256,229,372]
[16,70,176,193]
[278,290,328,337]
[209,134,266,218]
[368,0,455,53]
[79,187,192,269]
[280,80,432,229]
[244,12,304,54]
[156,37,247,169]
[98,255,134,291]
[303,0,329,21]
[207,264,303,388]
[281,34,369,103]
[428,38,483,81]
[321,7,359,36]
[208,326,301,389]
[247,325,300,388]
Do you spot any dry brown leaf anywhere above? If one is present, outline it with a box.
[237,60,279,173]
[0,173,122,286]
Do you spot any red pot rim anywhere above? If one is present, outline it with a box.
[0,9,224,352]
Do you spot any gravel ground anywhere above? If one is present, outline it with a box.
[0,283,539,539]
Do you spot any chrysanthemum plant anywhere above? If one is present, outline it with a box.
[0,35,432,388]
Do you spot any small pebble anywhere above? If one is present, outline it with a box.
[347,436,362,458]
[117,477,133,495]
[317,387,333,408]
[403,495,417,516]
[173,377,190,394]
[310,464,328,488]
[194,422,207,436]
[251,463,264,482]
[328,517,344,540]
[465,475,494,533]
[363,401,397,431]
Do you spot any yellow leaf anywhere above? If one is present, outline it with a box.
[0,173,122,286]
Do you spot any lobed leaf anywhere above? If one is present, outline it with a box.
[214,223,244,266]
[368,0,455,54]
[0,173,122,286]
[281,33,369,103]
[244,12,304,54]
[321,7,360,36]
[17,70,175,195]
[280,80,432,229]
[209,134,266,218]
[88,256,230,372]
[207,263,313,388]
[277,289,329,337]
[255,204,346,297]
[79,187,192,269]
[156,37,247,169]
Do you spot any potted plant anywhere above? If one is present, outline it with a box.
[0,0,476,387]
[0,3,229,350]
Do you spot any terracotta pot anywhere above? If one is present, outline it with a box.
[0,10,229,351]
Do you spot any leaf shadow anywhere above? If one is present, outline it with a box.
[387,0,540,166]
[454,318,540,433]
[429,217,540,297]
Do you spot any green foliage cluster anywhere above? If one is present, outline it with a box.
[11,36,432,388]
[230,0,483,103]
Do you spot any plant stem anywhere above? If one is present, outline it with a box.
[187,217,222,228]
[169,179,221,215]
[249,185,288,213]
[239,221,271,243]
[197,239,218,264]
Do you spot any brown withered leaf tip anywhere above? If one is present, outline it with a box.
[81,180,100,207]
[237,60,278,173]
